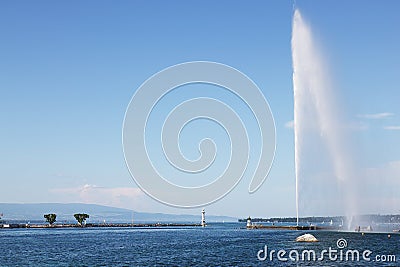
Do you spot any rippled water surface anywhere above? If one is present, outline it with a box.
[0,223,399,266]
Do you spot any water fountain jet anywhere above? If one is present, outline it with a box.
[291,9,360,229]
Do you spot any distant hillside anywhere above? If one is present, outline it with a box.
[0,203,237,223]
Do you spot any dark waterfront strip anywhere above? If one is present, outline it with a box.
[0,223,201,229]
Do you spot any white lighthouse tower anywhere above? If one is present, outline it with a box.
[246,216,252,228]
[201,208,206,227]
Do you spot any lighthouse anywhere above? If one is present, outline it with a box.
[246,217,252,228]
[201,209,206,227]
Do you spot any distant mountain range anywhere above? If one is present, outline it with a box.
[0,203,237,223]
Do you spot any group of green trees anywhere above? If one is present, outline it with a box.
[44,213,89,226]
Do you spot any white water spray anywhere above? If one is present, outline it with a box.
[291,9,359,228]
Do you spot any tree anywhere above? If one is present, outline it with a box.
[74,213,89,226]
[44,213,57,225]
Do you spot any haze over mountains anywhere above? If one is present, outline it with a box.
[0,203,237,223]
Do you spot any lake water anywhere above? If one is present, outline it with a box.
[0,223,398,266]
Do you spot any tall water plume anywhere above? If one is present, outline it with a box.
[291,9,359,228]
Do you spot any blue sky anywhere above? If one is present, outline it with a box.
[1,1,399,218]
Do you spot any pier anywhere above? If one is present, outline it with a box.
[0,223,202,229]
[246,224,336,230]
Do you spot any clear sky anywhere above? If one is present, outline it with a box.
[1,1,399,218]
